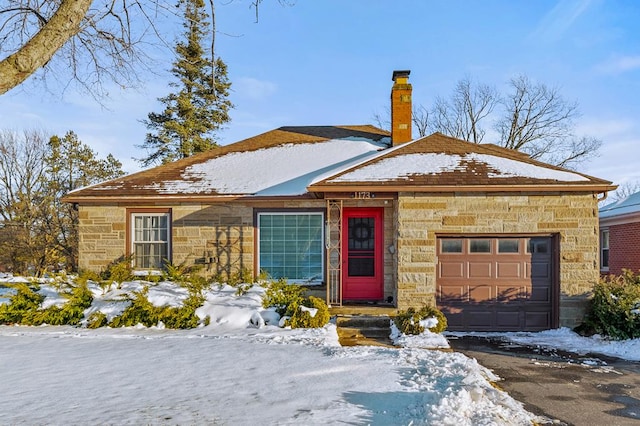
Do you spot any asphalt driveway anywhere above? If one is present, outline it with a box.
[449,335,640,426]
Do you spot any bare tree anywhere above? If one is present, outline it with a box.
[412,104,430,138]
[495,75,601,168]
[0,0,163,96]
[603,181,640,205]
[374,74,601,168]
[372,105,390,133]
[430,77,499,143]
[0,129,49,273]
[0,1,291,97]
[0,129,123,274]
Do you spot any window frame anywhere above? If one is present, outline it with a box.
[127,208,172,273]
[468,238,492,254]
[255,210,325,284]
[600,228,610,271]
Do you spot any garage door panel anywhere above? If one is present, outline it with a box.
[468,285,492,302]
[439,306,464,327]
[439,262,464,278]
[469,262,491,278]
[496,262,521,278]
[529,286,551,302]
[496,311,521,328]
[468,311,493,327]
[437,236,555,332]
[495,286,525,301]
[524,311,550,329]
[530,262,551,279]
[438,285,467,302]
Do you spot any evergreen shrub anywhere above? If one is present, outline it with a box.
[0,283,93,326]
[108,288,204,329]
[580,270,640,340]
[261,279,306,316]
[0,284,44,324]
[393,305,448,335]
[101,256,134,283]
[284,296,330,328]
[27,282,93,326]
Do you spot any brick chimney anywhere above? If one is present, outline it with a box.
[391,70,412,146]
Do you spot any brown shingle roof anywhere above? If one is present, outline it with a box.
[65,129,613,203]
[308,132,613,191]
[64,125,390,202]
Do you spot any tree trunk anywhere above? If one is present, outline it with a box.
[0,0,92,95]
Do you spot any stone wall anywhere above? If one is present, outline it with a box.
[77,203,255,280]
[78,199,397,299]
[396,192,600,328]
[77,204,127,271]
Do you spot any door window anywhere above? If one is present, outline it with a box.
[347,217,375,276]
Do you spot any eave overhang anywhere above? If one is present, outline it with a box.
[600,210,640,227]
[307,183,617,194]
[62,193,317,205]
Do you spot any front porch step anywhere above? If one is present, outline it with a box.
[334,314,395,347]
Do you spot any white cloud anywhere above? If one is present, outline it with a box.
[576,117,636,139]
[528,0,594,43]
[595,55,640,75]
[235,77,277,101]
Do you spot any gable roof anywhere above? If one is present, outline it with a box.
[309,133,612,193]
[65,128,613,203]
[599,191,640,222]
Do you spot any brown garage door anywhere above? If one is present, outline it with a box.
[436,236,556,331]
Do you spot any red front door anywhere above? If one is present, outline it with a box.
[342,208,384,300]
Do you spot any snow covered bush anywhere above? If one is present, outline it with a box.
[262,280,329,328]
[28,282,93,326]
[108,288,205,329]
[86,311,108,329]
[0,282,93,326]
[284,296,330,328]
[393,305,447,335]
[579,270,640,340]
[100,256,134,283]
[0,284,43,324]
[261,279,306,316]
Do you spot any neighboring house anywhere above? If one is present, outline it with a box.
[64,70,614,332]
[599,191,640,275]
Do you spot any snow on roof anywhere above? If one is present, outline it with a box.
[145,138,387,195]
[327,152,591,183]
[599,190,640,219]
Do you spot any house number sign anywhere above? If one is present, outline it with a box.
[353,191,373,199]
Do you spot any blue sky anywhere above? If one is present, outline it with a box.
[1,0,639,187]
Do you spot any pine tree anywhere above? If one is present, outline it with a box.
[139,0,233,166]
[43,131,125,272]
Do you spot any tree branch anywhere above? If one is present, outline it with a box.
[0,0,92,95]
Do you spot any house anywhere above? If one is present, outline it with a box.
[64,70,614,332]
[599,191,640,275]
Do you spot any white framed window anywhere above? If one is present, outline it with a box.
[257,212,324,284]
[130,211,171,270]
[601,229,609,271]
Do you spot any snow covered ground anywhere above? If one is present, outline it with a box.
[2,278,639,424]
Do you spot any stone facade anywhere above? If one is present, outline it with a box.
[79,191,599,328]
[395,192,600,328]
[78,203,254,279]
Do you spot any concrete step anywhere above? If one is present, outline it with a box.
[335,314,395,347]
[337,326,391,339]
[335,315,391,329]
